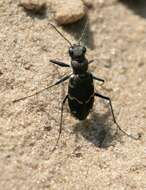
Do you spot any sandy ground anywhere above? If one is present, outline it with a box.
[0,0,146,190]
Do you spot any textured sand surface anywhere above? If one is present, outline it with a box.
[0,0,146,190]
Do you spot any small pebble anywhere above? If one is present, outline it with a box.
[54,0,85,25]
[19,0,46,13]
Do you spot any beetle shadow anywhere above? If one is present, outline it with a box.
[72,110,122,149]
[118,0,146,18]
[62,16,95,50]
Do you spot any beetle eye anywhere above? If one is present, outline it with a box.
[82,46,86,53]
[69,48,73,56]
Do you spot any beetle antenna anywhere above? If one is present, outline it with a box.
[48,23,72,47]
[78,19,88,44]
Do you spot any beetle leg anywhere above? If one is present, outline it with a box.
[50,59,70,67]
[93,75,105,84]
[13,74,72,103]
[88,60,94,64]
[94,92,140,140]
[52,95,68,152]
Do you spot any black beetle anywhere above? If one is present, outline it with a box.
[13,22,140,149]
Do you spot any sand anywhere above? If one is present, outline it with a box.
[0,0,146,189]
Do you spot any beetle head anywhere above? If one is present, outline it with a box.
[69,44,86,61]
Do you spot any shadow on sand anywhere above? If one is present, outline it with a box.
[72,110,122,149]
[119,0,146,18]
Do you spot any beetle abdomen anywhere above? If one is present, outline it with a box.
[68,73,94,120]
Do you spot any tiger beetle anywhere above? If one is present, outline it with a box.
[13,22,140,150]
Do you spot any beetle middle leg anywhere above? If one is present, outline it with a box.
[93,75,105,84]
[52,95,68,151]
[94,92,140,140]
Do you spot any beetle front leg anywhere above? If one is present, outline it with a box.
[50,59,70,67]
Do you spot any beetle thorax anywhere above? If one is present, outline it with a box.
[71,59,88,74]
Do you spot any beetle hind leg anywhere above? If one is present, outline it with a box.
[94,92,141,140]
